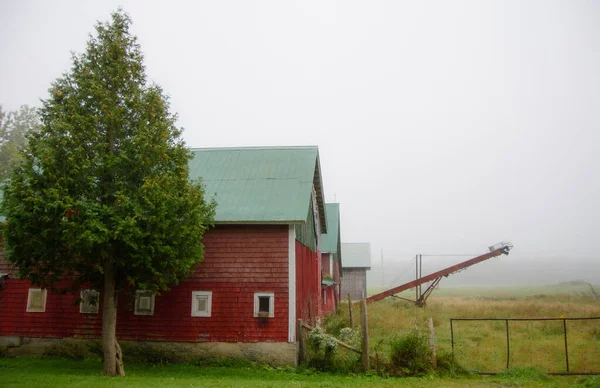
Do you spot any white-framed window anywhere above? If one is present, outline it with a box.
[134,290,155,316]
[26,288,47,313]
[80,289,100,314]
[191,291,212,317]
[254,292,274,318]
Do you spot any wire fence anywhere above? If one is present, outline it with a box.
[450,317,600,375]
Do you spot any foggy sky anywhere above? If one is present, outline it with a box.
[1,1,599,284]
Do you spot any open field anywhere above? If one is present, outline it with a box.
[333,284,600,375]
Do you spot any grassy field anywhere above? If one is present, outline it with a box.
[324,284,600,379]
[1,284,599,387]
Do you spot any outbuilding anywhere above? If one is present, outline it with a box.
[340,243,371,300]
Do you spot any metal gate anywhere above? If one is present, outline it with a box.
[450,317,600,375]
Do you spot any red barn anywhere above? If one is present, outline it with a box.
[320,203,342,314]
[0,146,328,365]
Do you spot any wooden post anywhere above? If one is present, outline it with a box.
[361,299,370,371]
[297,319,305,364]
[427,317,437,369]
[347,293,354,328]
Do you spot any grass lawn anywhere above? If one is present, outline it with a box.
[0,357,596,387]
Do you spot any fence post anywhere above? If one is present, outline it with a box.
[297,319,305,364]
[563,319,569,373]
[450,319,454,363]
[361,299,370,371]
[347,293,354,328]
[427,317,437,369]
[505,319,510,369]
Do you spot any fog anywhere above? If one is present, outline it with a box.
[1,1,599,285]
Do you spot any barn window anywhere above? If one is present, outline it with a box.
[80,289,100,314]
[134,290,155,316]
[191,291,212,317]
[254,292,274,318]
[26,288,47,312]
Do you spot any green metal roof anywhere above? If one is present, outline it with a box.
[320,203,340,253]
[189,146,327,231]
[321,277,335,286]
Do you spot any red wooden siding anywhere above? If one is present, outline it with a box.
[321,286,335,314]
[320,253,335,315]
[321,253,331,276]
[295,241,321,324]
[0,225,290,343]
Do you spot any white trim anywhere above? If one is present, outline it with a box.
[191,291,212,317]
[26,288,47,313]
[134,290,155,316]
[79,289,100,314]
[254,292,275,318]
[288,225,296,342]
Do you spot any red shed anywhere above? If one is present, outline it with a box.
[0,146,328,365]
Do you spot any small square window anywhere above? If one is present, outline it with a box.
[80,289,100,314]
[27,288,47,313]
[134,290,155,316]
[191,291,212,317]
[254,292,274,318]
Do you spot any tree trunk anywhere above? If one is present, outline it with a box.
[102,260,125,376]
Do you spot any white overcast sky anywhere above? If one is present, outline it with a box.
[1,1,599,284]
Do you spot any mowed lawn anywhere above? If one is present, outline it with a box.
[0,357,592,387]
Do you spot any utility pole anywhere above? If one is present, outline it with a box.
[381,249,384,286]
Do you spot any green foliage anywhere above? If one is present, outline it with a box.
[323,307,351,336]
[43,340,91,360]
[0,10,216,295]
[388,330,433,377]
[435,351,468,377]
[305,325,361,373]
[0,104,40,180]
[120,342,195,365]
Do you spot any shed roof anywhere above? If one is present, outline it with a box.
[341,243,371,269]
[320,203,340,254]
[189,146,327,231]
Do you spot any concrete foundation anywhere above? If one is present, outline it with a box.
[0,336,298,366]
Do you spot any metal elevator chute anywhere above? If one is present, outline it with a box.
[365,242,513,306]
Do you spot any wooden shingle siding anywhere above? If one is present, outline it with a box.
[0,225,290,343]
[295,241,321,323]
[342,268,368,301]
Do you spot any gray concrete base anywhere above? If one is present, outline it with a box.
[0,336,298,366]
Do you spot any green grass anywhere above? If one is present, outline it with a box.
[0,357,592,387]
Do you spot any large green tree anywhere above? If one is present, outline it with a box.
[1,11,215,376]
[0,104,40,180]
